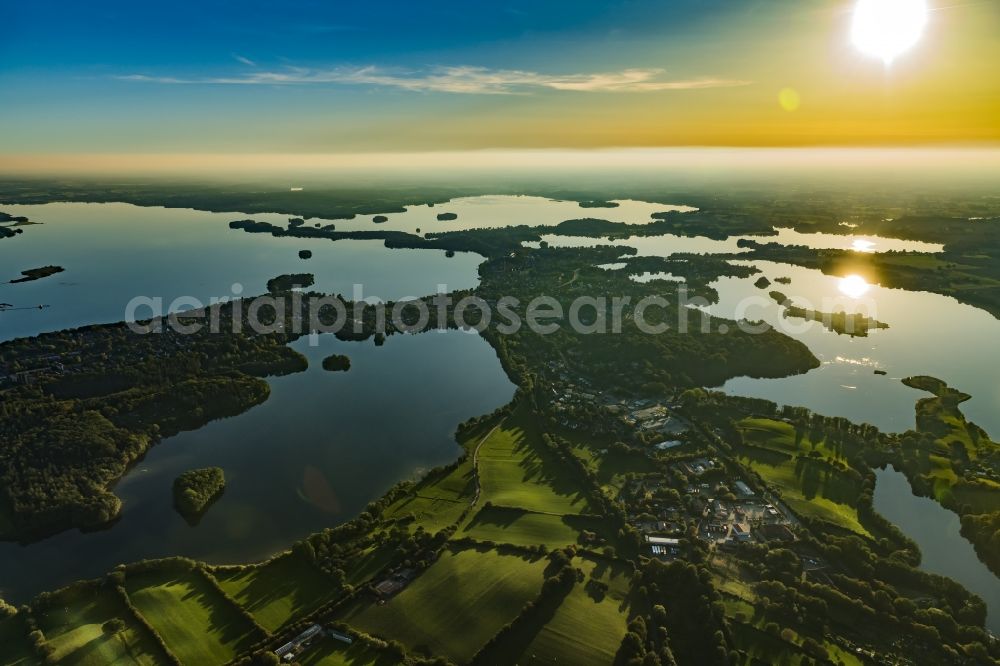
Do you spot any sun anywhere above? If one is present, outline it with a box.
[851,0,929,64]
[839,274,872,299]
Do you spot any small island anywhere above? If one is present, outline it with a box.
[436,212,458,221]
[267,273,315,293]
[8,266,64,284]
[782,301,889,337]
[321,354,351,372]
[288,217,306,228]
[754,276,771,289]
[372,215,388,223]
[578,200,619,208]
[173,467,225,522]
[0,211,31,227]
[298,249,313,259]
[774,276,792,284]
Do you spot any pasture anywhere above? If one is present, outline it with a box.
[126,569,262,664]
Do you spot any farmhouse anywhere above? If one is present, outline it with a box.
[374,568,416,599]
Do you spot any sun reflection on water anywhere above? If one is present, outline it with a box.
[839,274,872,298]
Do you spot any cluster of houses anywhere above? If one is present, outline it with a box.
[0,352,77,386]
[545,380,695,445]
[624,455,799,559]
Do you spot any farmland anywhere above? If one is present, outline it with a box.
[476,406,594,515]
[215,553,341,632]
[126,570,263,664]
[337,547,549,663]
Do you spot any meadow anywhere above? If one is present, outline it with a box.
[126,570,263,664]
[32,587,164,666]
[215,553,340,632]
[515,556,634,665]
[337,547,549,663]
[477,406,593,515]
[736,418,869,536]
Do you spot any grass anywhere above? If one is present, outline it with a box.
[382,494,467,534]
[215,553,340,633]
[739,418,846,462]
[126,569,262,664]
[338,547,548,663]
[564,435,657,499]
[477,404,592,515]
[952,479,1000,514]
[747,455,870,537]
[516,556,633,666]
[0,614,40,666]
[31,587,165,666]
[380,416,488,533]
[344,544,397,587]
[729,621,809,666]
[736,418,870,537]
[458,505,590,548]
[298,638,397,666]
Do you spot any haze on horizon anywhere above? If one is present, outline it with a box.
[1,0,999,160]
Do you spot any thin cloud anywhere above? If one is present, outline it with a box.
[115,65,750,94]
[233,54,257,67]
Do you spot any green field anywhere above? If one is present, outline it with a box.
[458,505,586,547]
[739,418,846,461]
[126,570,262,664]
[737,418,869,536]
[298,638,396,666]
[382,494,468,533]
[0,614,40,666]
[338,547,548,663]
[215,553,340,633]
[478,406,592,515]
[344,544,397,587]
[380,418,487,533]
[559,426,657,499]
[31,587,164,666]
[517,556,633,665]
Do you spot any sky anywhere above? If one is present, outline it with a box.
[1,0,999,159]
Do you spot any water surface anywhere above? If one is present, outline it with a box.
[873,467,1000,634]
[0,331,515,602]
[0,202,483,342]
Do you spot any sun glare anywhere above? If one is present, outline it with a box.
[839,274,872,298]
[851,0,929,64]
[852,239,876,252]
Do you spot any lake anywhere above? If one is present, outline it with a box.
[0,202,486,343]
[1,196,997,617]
[874,467,1000,634]
[712,260,1000,438]
[0,330,515,603]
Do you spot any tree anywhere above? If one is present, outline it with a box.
[102,618,126,635]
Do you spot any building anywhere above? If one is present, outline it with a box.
[647,535,681,558]
[730,522,752,542]
[275,623,325,661]
[329,629,353,645]
[734,481,754,497]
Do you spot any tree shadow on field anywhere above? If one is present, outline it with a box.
[463,505,528,533]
